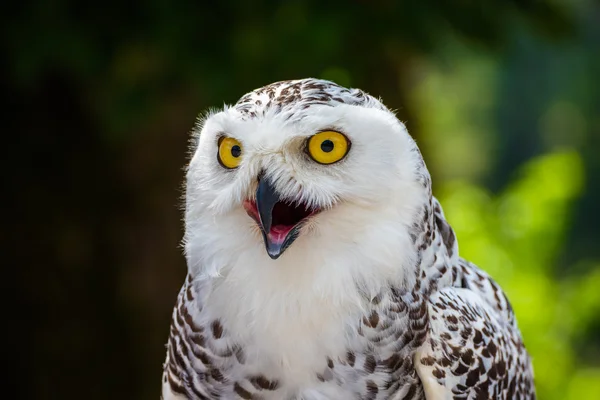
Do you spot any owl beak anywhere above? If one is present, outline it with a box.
[255,177,279,235]
[244,177,316,260]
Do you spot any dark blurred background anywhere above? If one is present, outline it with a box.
[3,1,599,399]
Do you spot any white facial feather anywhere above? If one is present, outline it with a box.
[185,96,427,282]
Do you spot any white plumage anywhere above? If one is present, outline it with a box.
[162,79,535,400]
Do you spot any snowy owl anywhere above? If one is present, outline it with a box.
[161,79,535,400]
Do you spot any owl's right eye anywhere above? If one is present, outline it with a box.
[217,137,243,169]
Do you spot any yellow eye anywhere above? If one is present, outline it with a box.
[217,137,243,169]
[307,131,350,165]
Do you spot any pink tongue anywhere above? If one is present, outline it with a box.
[267,224,293,244]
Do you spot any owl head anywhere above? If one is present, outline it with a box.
[184,79,431,280]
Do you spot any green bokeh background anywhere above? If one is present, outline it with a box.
[4,1,599,399]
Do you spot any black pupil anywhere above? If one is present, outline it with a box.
[231,145,241,158]
[320,140,334,153]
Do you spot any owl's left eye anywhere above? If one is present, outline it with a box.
[217,137,243,169]
[307,131,350,165]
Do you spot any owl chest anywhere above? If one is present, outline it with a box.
[182,287,426,399]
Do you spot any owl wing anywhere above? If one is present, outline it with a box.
[414,284,535,400]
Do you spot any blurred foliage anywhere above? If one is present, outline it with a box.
[2,1,599,399]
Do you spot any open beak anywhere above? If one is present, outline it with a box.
[244,177,318,259]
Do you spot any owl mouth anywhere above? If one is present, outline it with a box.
[243,178,319,259]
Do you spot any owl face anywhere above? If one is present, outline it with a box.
[185,79,427,262]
